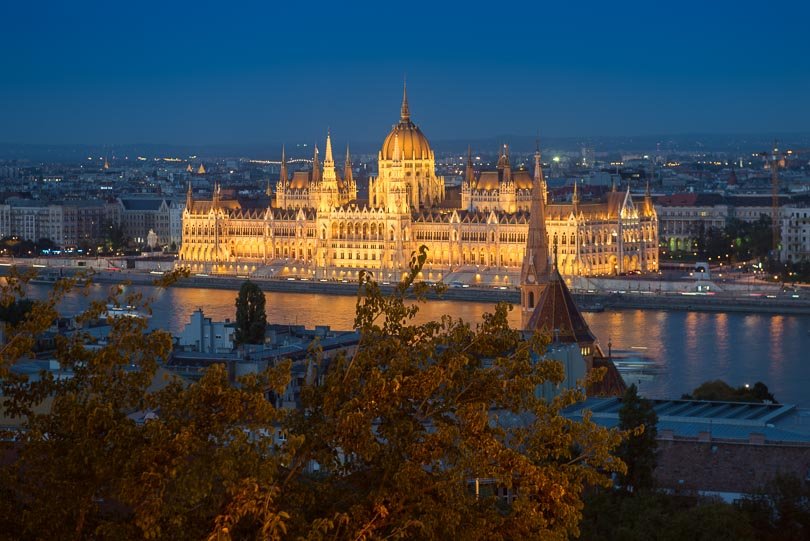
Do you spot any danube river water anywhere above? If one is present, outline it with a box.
[28,282,810,406]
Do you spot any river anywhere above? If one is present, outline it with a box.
[26,282,810,406]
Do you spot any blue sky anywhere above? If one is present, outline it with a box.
[1,0,808,146]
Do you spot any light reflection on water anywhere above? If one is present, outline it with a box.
[25,283,810,406]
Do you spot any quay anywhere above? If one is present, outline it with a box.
[4,261,810,316]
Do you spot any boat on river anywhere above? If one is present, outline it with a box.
[103,304,149,319]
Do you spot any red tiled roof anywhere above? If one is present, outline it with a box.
[526,270,597,345]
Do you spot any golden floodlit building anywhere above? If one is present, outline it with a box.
[179,87,658,282]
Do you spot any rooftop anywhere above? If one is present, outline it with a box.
[565,397,810,444]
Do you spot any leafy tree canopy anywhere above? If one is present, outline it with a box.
[0,251,627,540]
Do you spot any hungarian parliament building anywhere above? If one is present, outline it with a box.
[178,89,659,282]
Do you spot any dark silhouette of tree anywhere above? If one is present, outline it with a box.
[737,474,810,541]
[234,280,267,345]
[617,383,658,493]
[0,298,34,326]
[684,379,776,404]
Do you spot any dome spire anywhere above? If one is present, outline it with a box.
[400,80,410,122]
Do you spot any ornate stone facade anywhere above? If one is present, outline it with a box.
[179,88,658,282]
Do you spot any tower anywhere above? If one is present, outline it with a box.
[499,144,517,213]
[371,82,443,210]
[520,147,550,328]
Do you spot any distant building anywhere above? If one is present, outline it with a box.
[168,199,185,248]
[655,193,729,252]
[177,308,235,353]
[655,192,810,257]
[780,205,810,262]
[117,197,171,246]
[179,88,658,278]
[0,199,117,247]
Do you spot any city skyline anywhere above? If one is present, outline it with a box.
[2,1,810,146]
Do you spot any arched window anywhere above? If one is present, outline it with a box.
[528,291,535,309]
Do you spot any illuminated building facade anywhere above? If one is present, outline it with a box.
[179,88,658,280]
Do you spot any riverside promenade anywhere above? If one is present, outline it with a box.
[5,261,809,316]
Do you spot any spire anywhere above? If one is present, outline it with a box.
[501,143,512,184]
[520,142,551,328]
[186,181,193,209]
[279,145,288,187]
[534,145,542,182]
[322,132,337,186]
[465,145,475,185]
[324,131,334,167]
[534,142,547,203]
[311,144,321,184]
[611,178,617,192]
[642,179,654,217]
[521,146,550,286]
[212,181,220,208]
[344,144,353,185]
[572,180,579,206]
[400,80,410,122]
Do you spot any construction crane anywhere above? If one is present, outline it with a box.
[755,144,810,258]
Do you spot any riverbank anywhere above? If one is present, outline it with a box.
[6,264,809,316]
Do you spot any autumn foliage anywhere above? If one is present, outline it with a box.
[0,251,625,540]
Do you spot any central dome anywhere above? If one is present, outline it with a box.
[380,85,432,161]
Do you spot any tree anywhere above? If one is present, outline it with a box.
[0,251,627,539]
[581,491,756,541]
[276,248,625,539]
[736,474,810,541]
[103,220,129,252]
[684,379,776,403]
[616,383,658,493]
[234,280,266,345]
[0,298,33,326]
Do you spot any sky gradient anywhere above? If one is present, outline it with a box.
[2,0,809,146]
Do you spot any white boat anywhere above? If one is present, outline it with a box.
[104,304,149,319]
